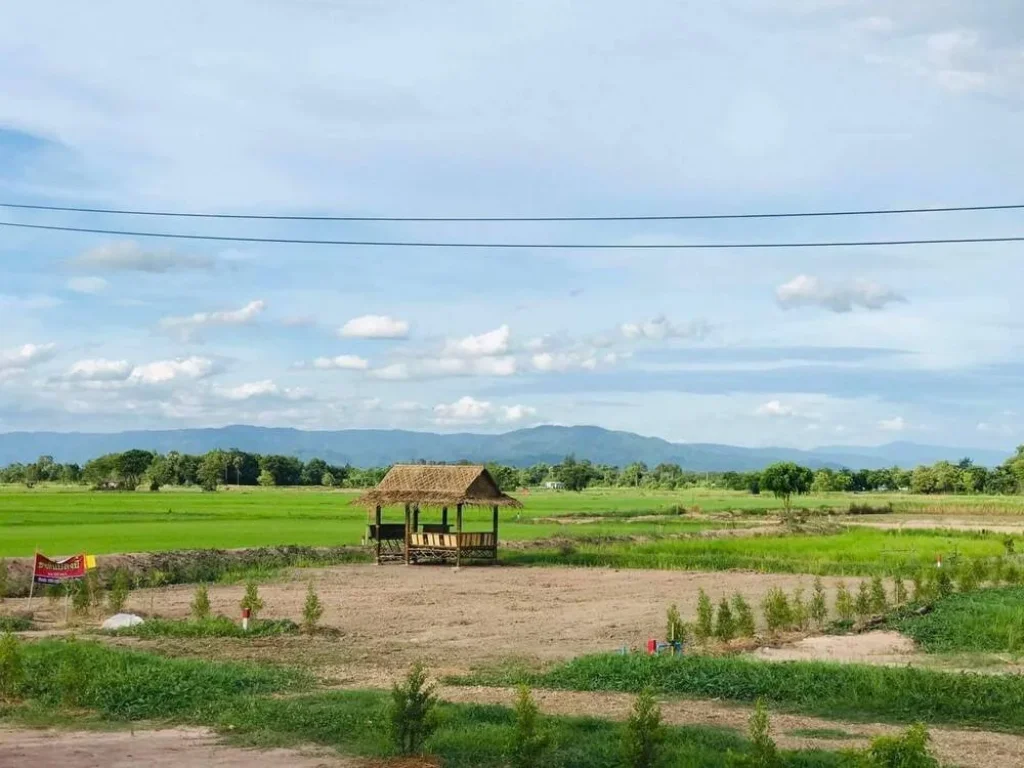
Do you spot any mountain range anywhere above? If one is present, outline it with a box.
[0,425,1012,471]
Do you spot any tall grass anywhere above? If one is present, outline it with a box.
[453,654,1024,733]
[106,616,299,639]
[892,586,1024,654]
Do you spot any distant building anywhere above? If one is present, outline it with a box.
[543,481,565,490]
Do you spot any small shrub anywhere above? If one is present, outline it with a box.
[388,662,437,755]
[855,581,872,621]
[935,569,954,599]
[107,570,131,614]
[732,593,756,638]
[791,588,808,631]
[507,684,551,768]
[46,584,63,605]
[869,576,888,615]
[911,570,931,603]
[302,581,324,634]
[809,578,828,626]
[85,570,103,608]
[0,559,7,602]
[716,597,736,642]
[761,588,792,634]
[835,581,854,622]
[190,584,211,621]
[729,699,781,768]
[0,632,25,703]
[71,581,91,617]
[956,562,979,593]
[622,688,664,768]
[695,589,714,642]
[892,575,907,607]
[240,581,264,620]
[862,723,938,767]
[665,604,686,644]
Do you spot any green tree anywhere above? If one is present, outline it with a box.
[715,597,736,642]
[759,462,813,512]
[257,469,275,487]
[197,451,226,492]
[809,577,828,626]
[870,575,888,614]
[695,589,714,642]
[302,581,324,634]
[388,663,438,755]
[745,699,782,768]
[321,471,335,487]
[835,581,854,622]
[761,587,793,634]
[241,581,264,620]
[855,581,872,621]
[622,689,664,768]
[622,462,648,488]
[665,604,686,644]
[732,593,756,638]
[507,684,550,768]
[114,449,155,491]
[862,723,938,767]
[190,584,211,620]
[107,570,131,614]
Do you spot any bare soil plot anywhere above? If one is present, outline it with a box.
[845,516,1024,534]
[751,630,918,665]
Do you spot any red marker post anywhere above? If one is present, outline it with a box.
[242,607,251,632]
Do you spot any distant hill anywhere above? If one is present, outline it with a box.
[0,425,1012,470]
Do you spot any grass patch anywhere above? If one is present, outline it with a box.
[788,728,860,741]
[452,653,1024,733]
[106,616,299,639]
[892,586,1024,654]
[0,615,33,632]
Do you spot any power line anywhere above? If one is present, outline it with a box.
[2,219,1023,249]
[2,200,1023,223]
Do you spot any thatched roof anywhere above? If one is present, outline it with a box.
[353,465,522,508]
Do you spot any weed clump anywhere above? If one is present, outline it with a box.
[388,662,437,755]
[622,688,664,768]
[107,570,131,614]
[302,581,324,634]
[507,684,551,768]
[190,584,211,620]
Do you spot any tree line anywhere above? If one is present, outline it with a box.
[3,446,1024,495]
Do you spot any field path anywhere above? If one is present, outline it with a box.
[437,685,1024,768]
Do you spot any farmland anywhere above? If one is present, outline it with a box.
[5,484,1024,766]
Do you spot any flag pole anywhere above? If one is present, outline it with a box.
[26,546,38,611]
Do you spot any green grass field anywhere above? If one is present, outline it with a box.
[2,484,1023,559]
[892,586,1024,654]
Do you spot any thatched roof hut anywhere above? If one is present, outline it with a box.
[355,465,521,566]
[353,464,522,509]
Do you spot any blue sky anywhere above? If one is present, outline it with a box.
[2,0,1024,448]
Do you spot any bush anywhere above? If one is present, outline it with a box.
[388,662,437,755]
[861,723,937,767]
[870,576,888,615]
[191,584,211,620]
[809,578,828,626]
[622,688,664,768]
[761,588,792,634]
[732,593,756,638]
[695,589,714,642]
[507,684,550,768]
[730,698,782,768]
[302,581,324,634]
[107,570,131,614]
[892,575,907,607]
[935,569,954,599]
[715,597,736,642]
[791,588,808,631]
[240,581,264,620]
[956,562,979,593]
[855,581,872,621]
[0,559,7,602]
[911,570,931,603]
[0,632,25,703]
[71,581,91,616]
[665,604,686,644]
[835,581,854,622]
[108,616,298,639]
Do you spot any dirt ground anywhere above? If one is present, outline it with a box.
[847,516,1024,534]
[0,727,359,768]
[751,630,918,664]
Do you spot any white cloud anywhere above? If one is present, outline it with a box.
[216,379,310,401]
[312,355,369,370]
[160,299,266,339]
[467,356,517,376]
[0,294,62,311]
[854,15,894,34]
[370,363,411,380]
[532,351,603,372]
[0,342,58,372]
[75,241,216,272]
[66,277,109,294]
[339,314,409,339]
[432,395,536,425]
[127,356,216,385]
[371,356,516,379]
[755,399,797,418]
[443,325,511,357]
[621,316,711,341]
[878,416,907,432]
[64,359,132,381]
[776,275,905,312]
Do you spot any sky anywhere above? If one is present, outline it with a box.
[2,0,1024,449]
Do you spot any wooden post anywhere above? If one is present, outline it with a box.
[374,506,382,564]
[442,506,448,529]
[404,503,412,565]
[492,504,499,560]
[455,503,463,569]
[412,504,420,532]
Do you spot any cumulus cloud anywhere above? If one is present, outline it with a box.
[312,355,369,370]
[127,356,216,385]
[339,314,409,339]
[621,316,711,341]
[370,363,410,380]
[160,299,266,339]
[443,325,510,357]
[63,359,132,381]
[776,275,905,312]
[755,399,797,417]
[75,241,216,272]
[878,416,907,432]
[432,395,536,425]
[0,342,58,372]
[66,277,109,294]
[532,351,607,372]
[372,356,517,379]
[215,379,310,401]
